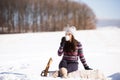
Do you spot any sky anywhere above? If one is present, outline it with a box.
[74,0,120,20]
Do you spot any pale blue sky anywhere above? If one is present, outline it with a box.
[74,0,120,20]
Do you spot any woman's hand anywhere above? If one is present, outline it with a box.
[84,66,93,70]
[60,37,66,47]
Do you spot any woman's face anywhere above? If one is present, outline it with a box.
[65,32,72,41]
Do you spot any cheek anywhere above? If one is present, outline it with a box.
[70,35,72,39]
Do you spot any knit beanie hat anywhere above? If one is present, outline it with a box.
[64,25,76,36]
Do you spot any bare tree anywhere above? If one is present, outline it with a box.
[0,0,96,33]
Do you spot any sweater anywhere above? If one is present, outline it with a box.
[58,41,88,67]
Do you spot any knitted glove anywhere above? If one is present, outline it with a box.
[60,37,66,47]
[84,66,93,70]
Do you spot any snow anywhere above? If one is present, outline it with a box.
[0,27,120,80]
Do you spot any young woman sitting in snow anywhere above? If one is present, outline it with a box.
[53,26,92,78]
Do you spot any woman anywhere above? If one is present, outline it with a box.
[53,26,92,78]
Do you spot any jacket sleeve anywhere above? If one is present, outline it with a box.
[58,37,65,56]
[77,42,88,68]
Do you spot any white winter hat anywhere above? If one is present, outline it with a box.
[64,25,76,36]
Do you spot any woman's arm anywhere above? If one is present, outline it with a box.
[58,37,65,56]
[77,42,92,70]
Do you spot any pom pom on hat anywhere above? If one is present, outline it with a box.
[64,25,76,36]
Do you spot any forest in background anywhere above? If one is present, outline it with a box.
[0,0,96,33]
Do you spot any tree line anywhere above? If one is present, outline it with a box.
[0,0,96,33]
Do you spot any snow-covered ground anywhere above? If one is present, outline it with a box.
[0,27,120,80]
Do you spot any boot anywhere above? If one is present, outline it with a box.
[60,67,68,78]
[52,71,59,78]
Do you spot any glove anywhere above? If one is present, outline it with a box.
[84,66,93,70]
[60,37,66,47]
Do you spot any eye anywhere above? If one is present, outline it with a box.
[66,33,71,36]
